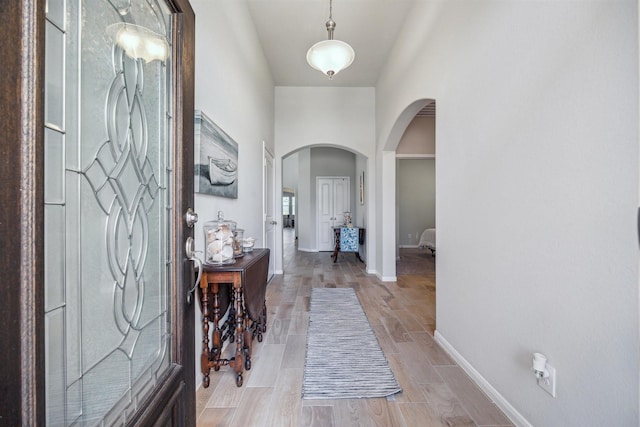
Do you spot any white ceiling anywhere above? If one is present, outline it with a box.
[246,0,417,87]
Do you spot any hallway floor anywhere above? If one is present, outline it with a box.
[196,229,512,426]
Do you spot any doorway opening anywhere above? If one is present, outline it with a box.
[281,146,367,272]
[395,99,437,335]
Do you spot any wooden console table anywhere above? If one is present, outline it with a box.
[198,248,269,388]
[332,226,365,263]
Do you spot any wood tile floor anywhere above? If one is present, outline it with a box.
[196,229,513,427]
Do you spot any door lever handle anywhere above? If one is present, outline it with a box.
[185,237,202,305]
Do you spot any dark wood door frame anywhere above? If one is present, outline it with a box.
[0,1,45,425]
[0,1,196,425]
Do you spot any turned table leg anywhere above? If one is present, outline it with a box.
[243,313,252,370]
[232,275,244,387]
[257,302,267,342]
[200,272,211,388]
[332,228,340,263]
[211,282,222,371]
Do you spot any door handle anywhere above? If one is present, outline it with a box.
[185,236,202,305]
[270,220,277,225]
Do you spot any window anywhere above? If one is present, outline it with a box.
[283,196,290,215]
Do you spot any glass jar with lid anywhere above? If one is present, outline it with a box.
[233,228,244,258]
[203,211,237,265]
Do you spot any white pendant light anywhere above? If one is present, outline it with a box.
[306,0,355,79]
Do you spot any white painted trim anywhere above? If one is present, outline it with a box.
[398,244,420,248]
[434,331,532,427]
[263,142,276,279]
[395,154,435,159]
[274,269,284,275]
[375,272,397,282]
[297,247,318,253]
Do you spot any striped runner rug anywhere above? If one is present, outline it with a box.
[302,287,402,399]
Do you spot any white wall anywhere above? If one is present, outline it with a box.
[355,154,367,261]
[274,87,376,272]
[376,150,397,281]
[282,152,298,191]
[282,152,298,236]
[191,0,274,390]
[296,148,312,251]
[377,1,639,425]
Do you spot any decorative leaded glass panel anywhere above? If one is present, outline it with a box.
[44,0,175,424]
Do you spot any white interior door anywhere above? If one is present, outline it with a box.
[317,177,350,251]
[264,145,275,279]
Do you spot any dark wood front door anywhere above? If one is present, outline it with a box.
[0,1,195,425]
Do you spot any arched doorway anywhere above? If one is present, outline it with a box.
[387,98,437,333]
[280,146,369,272]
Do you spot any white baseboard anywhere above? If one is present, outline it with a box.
[375,271,397,282]
[434,330,531,427]
[398,244,419,248]
[297,247,318,252]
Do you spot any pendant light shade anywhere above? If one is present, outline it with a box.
[306,0,355,79]
[307,39,355,79]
